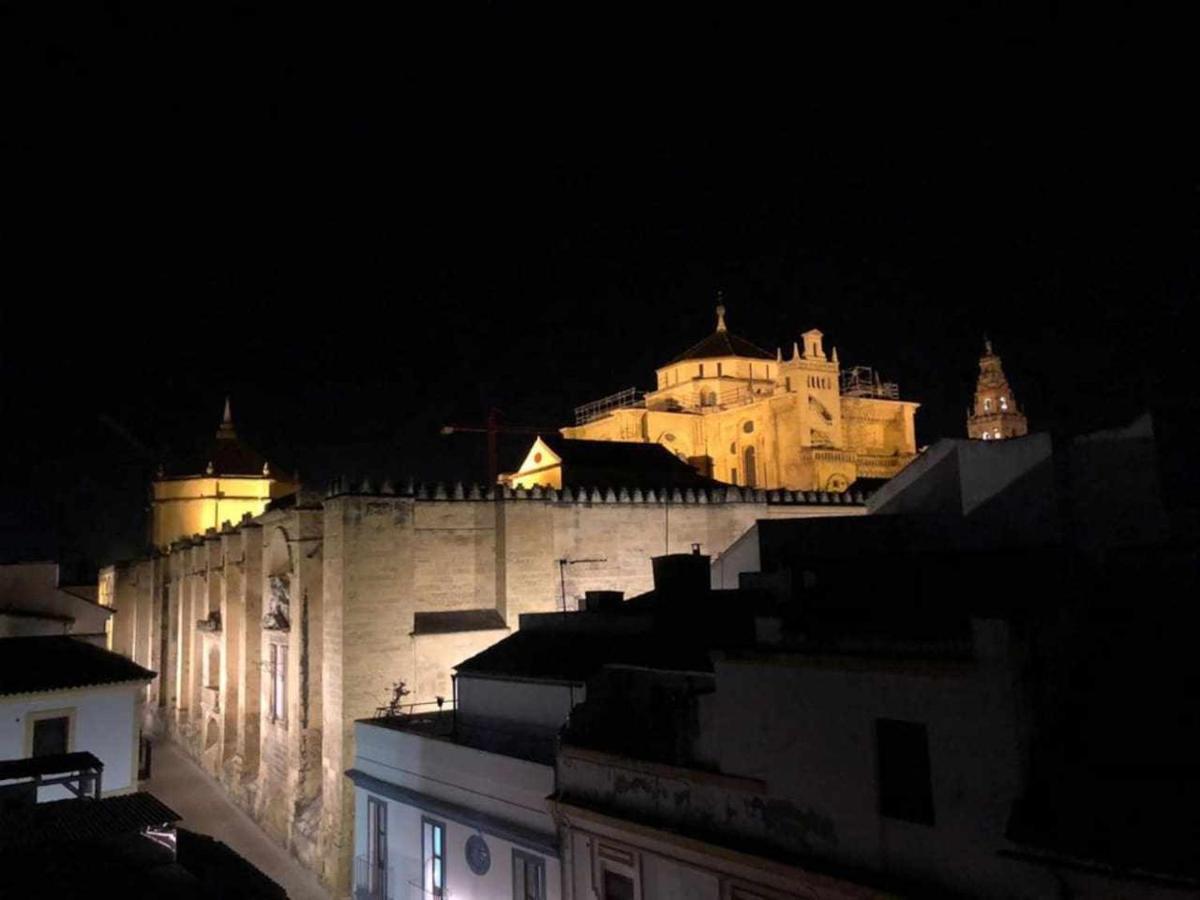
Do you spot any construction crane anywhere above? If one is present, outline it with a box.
[439,407,561,485]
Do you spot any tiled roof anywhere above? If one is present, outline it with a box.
[161,434,272,478]
[669,329,773,364]
[412,609,507,635]
[0,792,179,851]
[0,636,155,696]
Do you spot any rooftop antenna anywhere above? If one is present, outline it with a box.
[558,557,607,612]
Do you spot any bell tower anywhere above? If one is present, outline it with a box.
[967,337,1028,440]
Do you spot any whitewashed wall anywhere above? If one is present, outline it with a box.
[0,683,140,800]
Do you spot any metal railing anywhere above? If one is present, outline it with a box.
[354,855,393,900]
[574,387,644,424]
[840,365,900,399]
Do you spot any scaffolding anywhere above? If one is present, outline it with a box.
[840,365,900,399]
[574,387,645,425]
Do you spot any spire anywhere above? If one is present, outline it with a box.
[776,346,782,363]
[983,334,993,355]
[715,291,727,332]
[216,396,237,440]
[832,346,839,365]
[792,341,800,361]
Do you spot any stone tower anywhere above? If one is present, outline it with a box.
[967,338,1028,440]
[150,398,293,548]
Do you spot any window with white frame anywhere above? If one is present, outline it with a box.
[512,849,545,900]
[422,817,445,897]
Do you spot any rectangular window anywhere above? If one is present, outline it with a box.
[422,817,445,897]
[717,362,723,377]
[367,797,387,897]
[32,716,70,757]
[269,644,287,723]
[785,376,791,392]
[698,363,704,378]
[513,849,546,900]
[876,718,935,825]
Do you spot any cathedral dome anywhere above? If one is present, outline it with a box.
[668,304,773,364]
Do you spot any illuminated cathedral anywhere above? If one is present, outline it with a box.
[561,304,920,492]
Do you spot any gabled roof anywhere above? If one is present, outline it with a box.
[668,328,773,364]
[532,435,720,489]
[0,636,155,696]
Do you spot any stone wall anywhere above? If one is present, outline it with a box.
[111,479,862,897]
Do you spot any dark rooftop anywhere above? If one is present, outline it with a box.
[669,328,773,364]
[159,401,279,480]
[0,636,155,696]
[412,608,507,636]
[536,434,721,489]
[0,792,178,852]
[456,630,715,682]
[0,751,103,781]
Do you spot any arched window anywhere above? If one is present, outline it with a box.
[743,446,757,488]
[982,432,990,440]
[1000,396,1008,411]
[983,398,992,412]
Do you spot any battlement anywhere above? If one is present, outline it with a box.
[158,478,870,547]
[322,476,868,506]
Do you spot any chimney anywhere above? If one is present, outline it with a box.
[651,545,711,598]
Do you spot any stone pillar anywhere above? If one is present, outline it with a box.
[287,500,325,870]
[220,528,243,767]
[150,556,167,712]
[110,562,137,659]
[239,523,264,775]
[173,544,192,721]
[320,496,352,897]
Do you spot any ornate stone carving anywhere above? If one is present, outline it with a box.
[263,574,291,631]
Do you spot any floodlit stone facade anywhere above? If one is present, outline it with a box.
[106,479,863,896]
[563,306,920,491]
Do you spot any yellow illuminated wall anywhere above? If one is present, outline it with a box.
[151,475,283,548]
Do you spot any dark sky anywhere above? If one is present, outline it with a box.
[1,5,1195,571]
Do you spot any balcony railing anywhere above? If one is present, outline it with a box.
[354,855,393,900]
[574,387,645,424]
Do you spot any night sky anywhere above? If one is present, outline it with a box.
[1,6,1195,572]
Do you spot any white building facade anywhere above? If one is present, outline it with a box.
[0,636,154,801]
[347,672,567,900]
